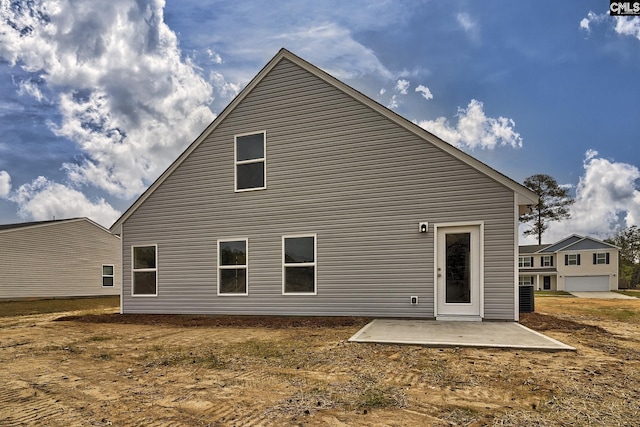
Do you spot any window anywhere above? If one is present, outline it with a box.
[542,255,553,267]
[235,131,266,191]
[519,276,533,286]
[283,235,316,294]
[132,245,157,296]
[102,265,114,287]
[518,256,532,268]
[565,254,580,266]
[218,239,248,295]
[594,253,609,265]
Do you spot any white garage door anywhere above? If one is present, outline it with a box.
[565,276,609,292]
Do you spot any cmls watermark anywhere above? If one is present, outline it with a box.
[610,1,640,15]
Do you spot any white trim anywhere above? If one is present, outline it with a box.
[101,264,115,288]
[120,228,124,314]
[433,221,484,320]
[217,238,249,296]
[131,244,158,297]
[514,194,519,321]
[282,234,317,295]
[234,131,266,192]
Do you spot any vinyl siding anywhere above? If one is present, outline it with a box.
[0,220,121,299]
[122,58,516,319]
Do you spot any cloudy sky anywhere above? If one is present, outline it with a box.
[0,0,638,244]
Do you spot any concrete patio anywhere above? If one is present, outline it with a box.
[349,318,575,351]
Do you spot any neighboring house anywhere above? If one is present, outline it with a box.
[110,49,538,321]
[0,218,121,300]
[519,235,619,292]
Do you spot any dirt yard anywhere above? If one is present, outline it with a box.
[1,296,639,426]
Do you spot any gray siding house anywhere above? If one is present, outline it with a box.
[0,218,121,300]
[111,49,537,321]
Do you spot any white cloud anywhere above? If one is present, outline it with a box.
[0,0,215,199]
[456,13,479,40]
[274,23,394,80]
[415,84,433,100]
[580,11,640,40]
[0,171,11,198]
[379,88,386,95]
[614,16,640,40]
[206,49,223,64]
[457,13,476,33]
[9,176,120,227]
[17,79,47,102]
[417,99,523,150]
[543,151,640,242]
[395,79,410,95]
[387,95,399,109]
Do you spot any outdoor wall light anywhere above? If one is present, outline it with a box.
[419,222,428,233]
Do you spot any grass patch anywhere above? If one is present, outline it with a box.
[616,290,640,298]
[88,335,112,342]
[0,296,119,317]
[535,291,573,297]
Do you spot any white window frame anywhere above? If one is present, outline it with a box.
[282,234,317,295]
[234,131,266,192]
[567,254,579,266]
[518,256,532,268]
[595,252,607,264]
[519,276,533,286]
[131,244,158,297]
[542,255,553,267]
[217,238,249,296]
[102,264,115,287]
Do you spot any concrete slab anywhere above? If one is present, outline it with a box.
[348,319,575,351]
[569,291,636,299]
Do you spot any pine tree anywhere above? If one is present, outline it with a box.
[519,174,574,244]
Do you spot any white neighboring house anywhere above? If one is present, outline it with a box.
[0,218,121,300]
[519,235,619,292]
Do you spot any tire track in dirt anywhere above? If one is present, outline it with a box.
[0,380,65,426]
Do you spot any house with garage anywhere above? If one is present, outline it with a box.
[519,235,619,292]
[110,49,538,321]
[0,217,121,300]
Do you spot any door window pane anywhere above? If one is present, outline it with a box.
[445,233,471,304]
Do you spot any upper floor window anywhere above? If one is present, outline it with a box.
[565,254,580,266]
[542,255,553,267]
[235,131,266,191]
[518,256,532,268]
[594,253,610,265]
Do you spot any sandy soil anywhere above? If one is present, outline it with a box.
[1,298,639,426]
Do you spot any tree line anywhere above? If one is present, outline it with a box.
[520,173,639,288]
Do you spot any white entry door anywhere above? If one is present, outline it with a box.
[435,225,482,320]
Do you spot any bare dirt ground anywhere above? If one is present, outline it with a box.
[1,297,640,426]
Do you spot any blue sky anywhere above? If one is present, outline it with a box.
[0,0,638,243]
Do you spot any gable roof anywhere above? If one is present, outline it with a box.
[526,234,619,253]
[0,217,116,236]
[519,244,550,254]
[110,48,538,234]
